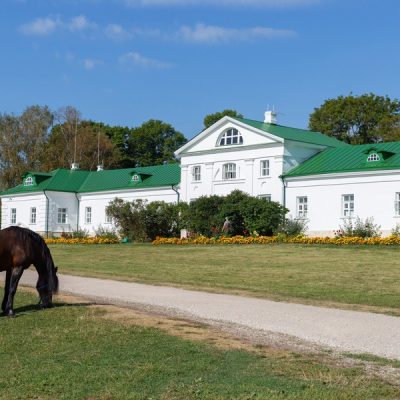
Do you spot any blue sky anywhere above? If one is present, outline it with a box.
[1,0,399,138]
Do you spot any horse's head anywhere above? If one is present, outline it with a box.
[37,264,59,309]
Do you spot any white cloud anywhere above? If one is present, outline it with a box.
[83,58,102,70]
[105,24,132,40]
[19,15,95,36]
[177,24,296,44]
[122,0,318,7]
[119,52,172,69]
[69,15,96,32]
[19,17,60,35]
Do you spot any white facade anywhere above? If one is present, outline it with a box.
[285,170,400,237]
[176,117,325,203]
[2,114,399,238]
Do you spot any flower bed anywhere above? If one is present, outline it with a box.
[152,235,400,246]
[45,237,120,245]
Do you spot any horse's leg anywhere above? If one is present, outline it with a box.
[1,269,11,312]
[4,266,24,317]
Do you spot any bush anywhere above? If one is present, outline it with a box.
[276,217,308,237]
[187,195,224,236]
[106,198,188,241]
[106,198,147,241]
[94,225,119,240]
[392,223,400,237]
[337,217,381,238]
[219,190,250,235]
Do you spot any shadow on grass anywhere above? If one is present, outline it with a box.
[1,301,96,318]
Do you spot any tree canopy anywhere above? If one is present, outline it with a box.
[0,105,188,189]
[309,94,400,144]
[203,109,243,129]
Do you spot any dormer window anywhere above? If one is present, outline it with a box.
[132,174,140,182]
[367,153,380,162]
[24,176,34,186]
[218,128,243,146]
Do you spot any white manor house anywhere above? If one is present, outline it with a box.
[2,111,400,237]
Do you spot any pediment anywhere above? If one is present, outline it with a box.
[175,116,283,157]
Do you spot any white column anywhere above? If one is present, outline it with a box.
[244,159,255,196]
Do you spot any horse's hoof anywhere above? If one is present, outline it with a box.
[5,310,15,318]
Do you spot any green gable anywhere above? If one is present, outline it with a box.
[235,117,350,149]
[1,164,181,196]
[284,142,400,178]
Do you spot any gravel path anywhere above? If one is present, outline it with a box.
[4,269,400,360]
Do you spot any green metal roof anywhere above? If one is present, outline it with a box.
[78,164,180,193]
[284,142,400,178]
[1,164,180,196]
[235,117,350,148]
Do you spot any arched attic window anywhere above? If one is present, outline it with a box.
[24,176,34,186]
[367,153,380,162]
[218,128,243,146]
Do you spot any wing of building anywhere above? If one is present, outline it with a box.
[1,112,398,237]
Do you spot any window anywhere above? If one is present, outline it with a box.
[258,194,271,201]
[192,166,201,181]
[30,207,36,224]
[85,207,92,224]
[296,197,308,218]
[57,208,67,224]
[218,128,243,146]
[260,160,270,177]
[395,193,400,216]
[24,176,34,186]
[10,208,16,224]
[132,174,139,182]
[342,194,354,217]
[223,163,237,180]
[367,153,380,162]
[105,212,112,224]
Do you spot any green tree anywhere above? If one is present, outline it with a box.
[309,93,400,144]
[43,107,119,171]
[0,105,53,188]
[203,109,244,129]
[126,120,187,167]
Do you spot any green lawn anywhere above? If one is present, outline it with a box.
[0,289,399,399]
[49,243,400,314]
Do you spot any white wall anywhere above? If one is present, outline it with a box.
[1,193,47,232]
[46,191,79,235]
[285,170,400,236]
[78,187,179,235]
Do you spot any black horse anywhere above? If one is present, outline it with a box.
[0,226,59,317]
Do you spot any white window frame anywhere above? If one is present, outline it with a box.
[223,163,237,180]
[10,208,16,224]
[395,193,400,216]
[367,153,380,162]
[85,207,92,224]
[132,174,139,182]
[24,177,34,186]
[105,210,112,224]
[30,207,37,224]
[192,166,201,182]
[260,160,270,177]
[296,196,308,218]
[218,128,243,146]
[258,194,271,201]
[57,208,68,224]
[342,194,354,218]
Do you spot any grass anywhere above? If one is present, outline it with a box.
[49,243,400,313]
[0,289,399,399]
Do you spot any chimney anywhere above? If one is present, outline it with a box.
[97,164,104,171]
[264,110,277,124]
[71,163,79,171]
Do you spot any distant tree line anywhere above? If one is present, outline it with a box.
[0,105,187,189]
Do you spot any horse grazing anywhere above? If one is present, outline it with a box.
[0,226,59,317]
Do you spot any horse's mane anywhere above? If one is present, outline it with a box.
[4,227,59,293]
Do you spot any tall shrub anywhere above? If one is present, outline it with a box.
[219,190,251,235]
[239,197,287,236]
[106,198,147,241]
[187,195,224,236]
